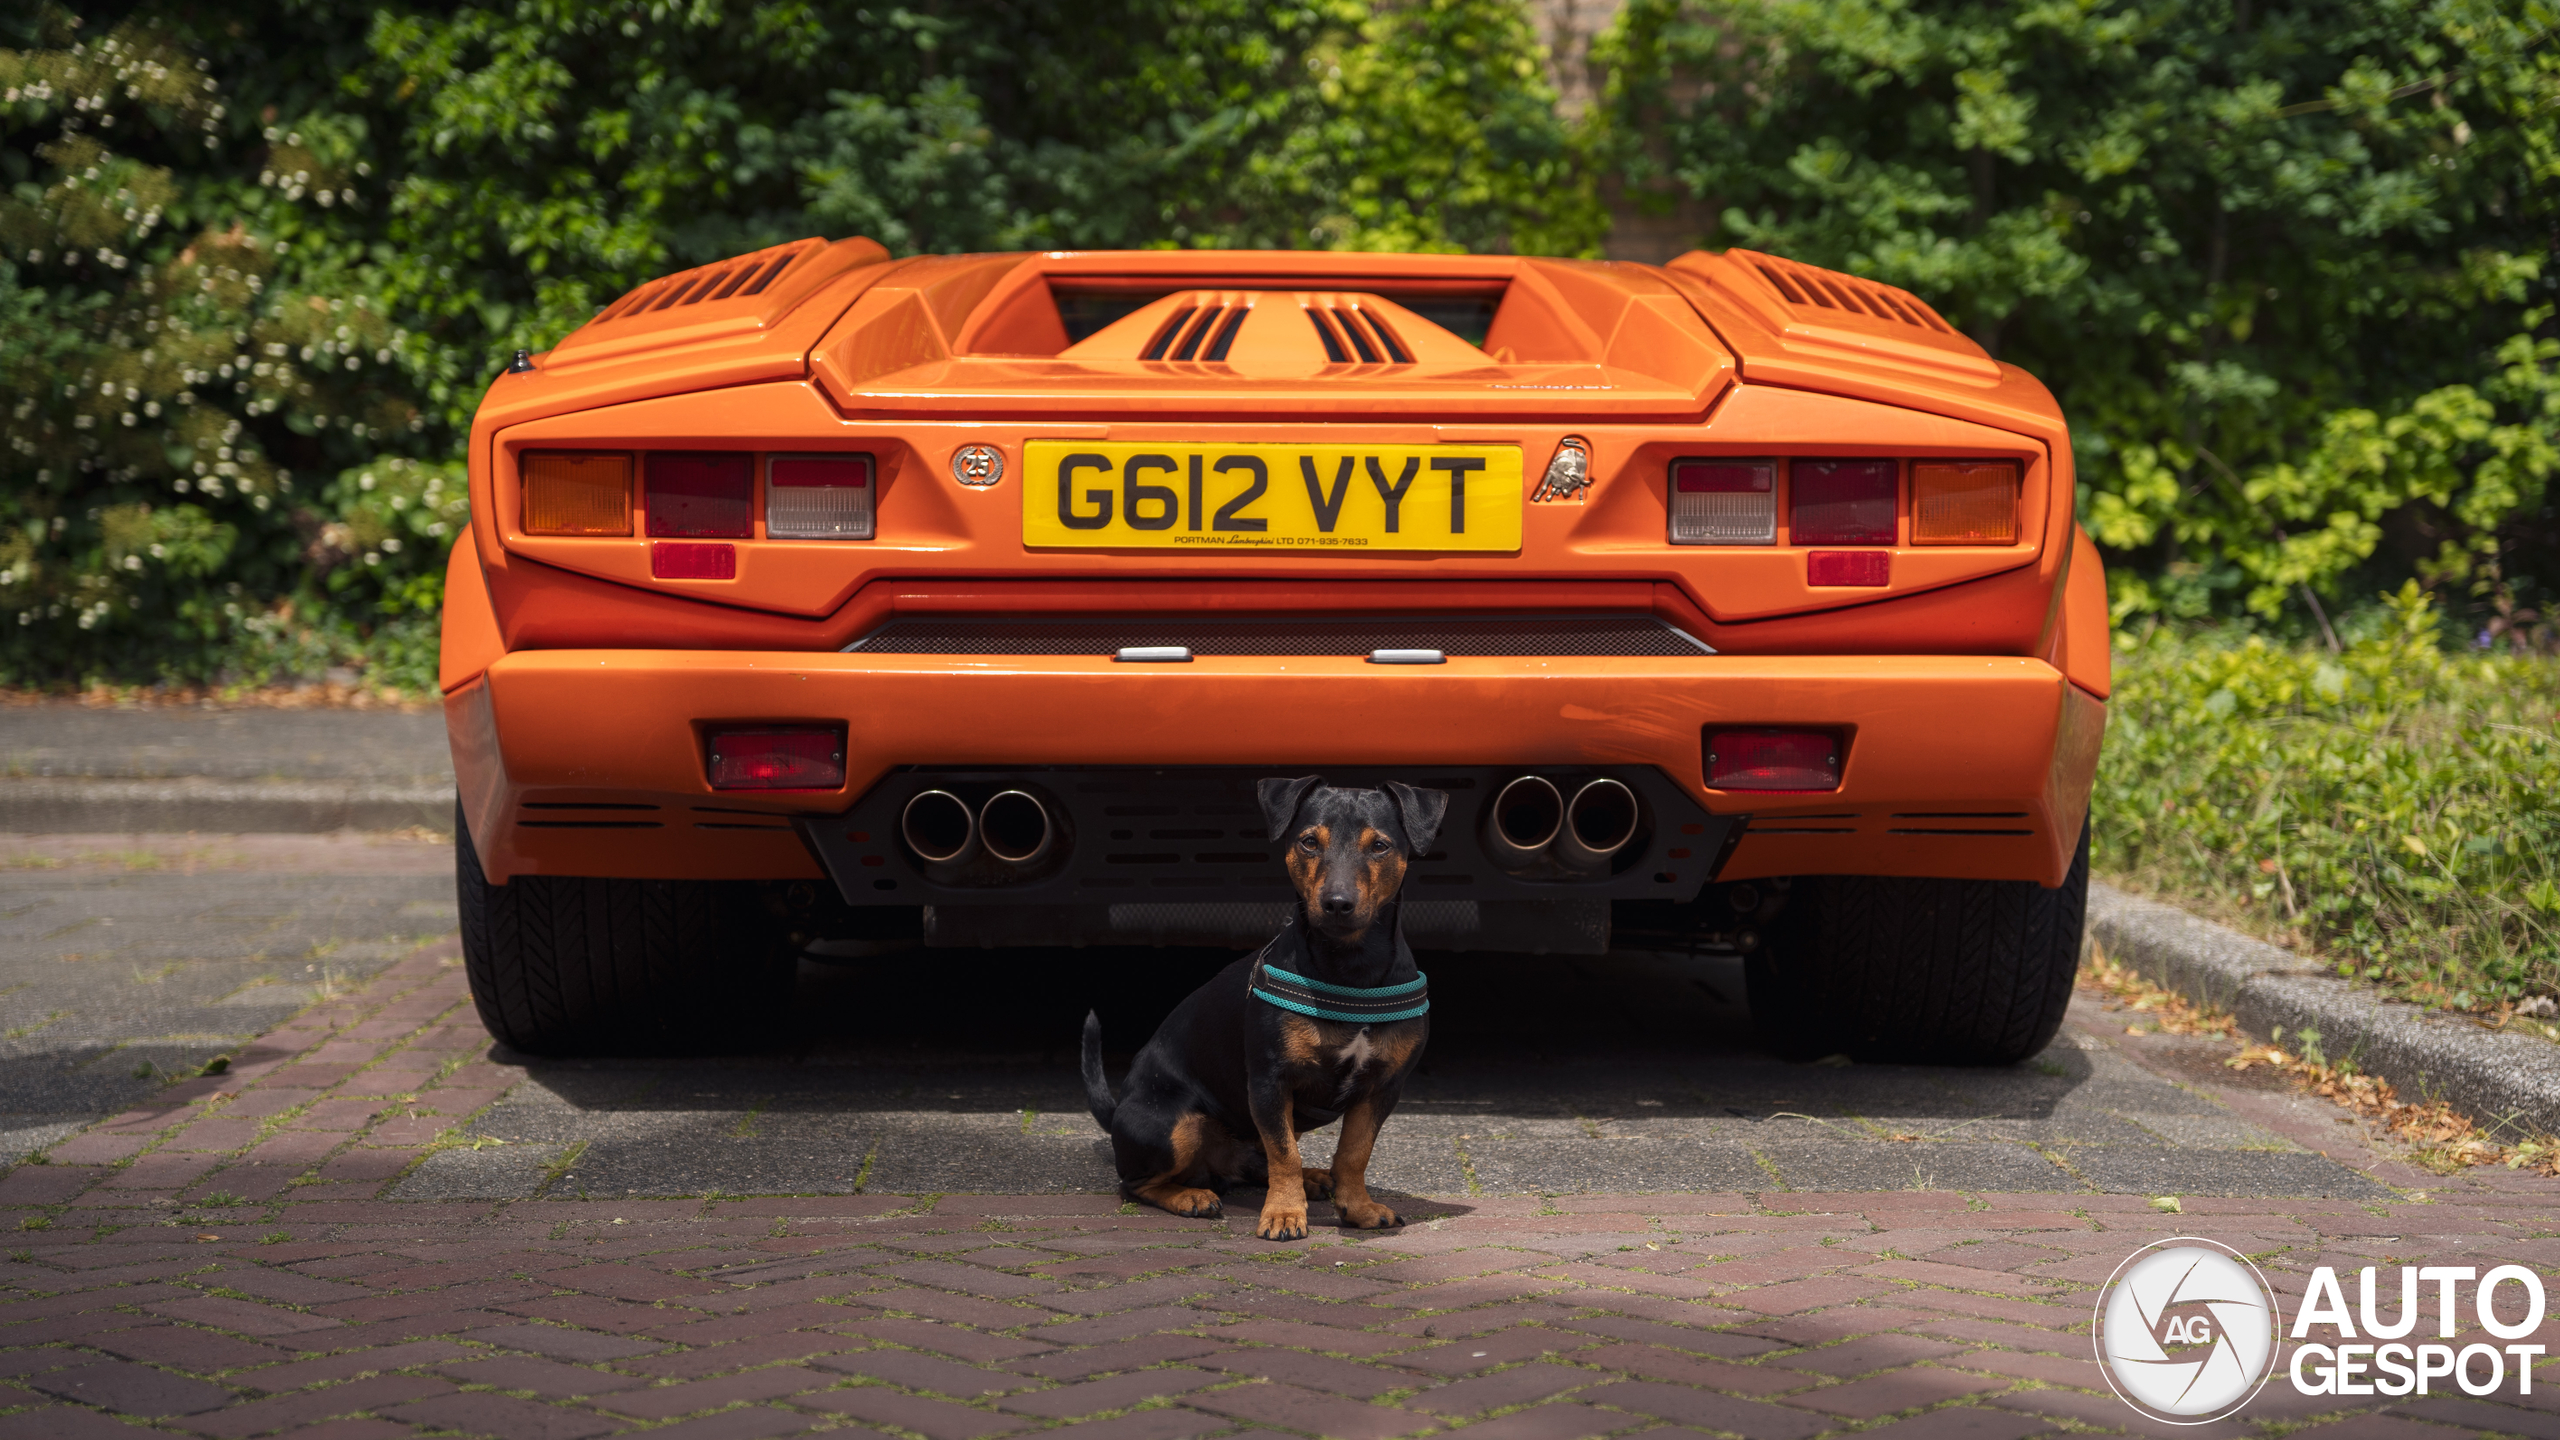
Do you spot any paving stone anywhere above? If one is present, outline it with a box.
[433,1354,649,1398]
[994,1365,1220,1418]
[460,1324,664,1362]
[1408,1361,1606,1415]
[24,1359,235,1415]
[1182,1379,1432,1439]
[1191,1343,1411,1398]
[381,1390,620,1439]
[239,1340,476,1392]
[0,1404,171,1439]
[1446,1404,1630,1440]
[812,1347,1048,1397]
[1576,1379,1831,1439]
[596,1365,840,1421]
[172,1373,455,1438]
[796,1384,1033,1439]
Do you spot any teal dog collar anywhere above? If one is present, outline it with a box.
[1251,962,1430,1023]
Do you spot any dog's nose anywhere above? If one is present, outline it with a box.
[1322,891,1357,915]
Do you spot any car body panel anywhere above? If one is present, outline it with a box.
[442,241,2108,910]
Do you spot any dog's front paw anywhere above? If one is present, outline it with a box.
[1162,1187,1223,1218]
[1256,1204,1309,1241]
[1338,1198,1402,1229]
[1300,1167,1335,1200]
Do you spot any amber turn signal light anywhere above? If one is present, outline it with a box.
[1911,460,2020,544]
[522,452,633,536]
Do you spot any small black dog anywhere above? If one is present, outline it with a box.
[1081,776,1445,1240]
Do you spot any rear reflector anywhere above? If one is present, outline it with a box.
[1911,460,2021,544]
[766,453,875,539]
[1705,728,1842,791]
[647,452,752,537]
[1790,459,1897,544]
[522,452,632,536]
[706,726,846,790]
[1668,459,1776,545]
[652,542,735,579]
[1808,550,1890,586]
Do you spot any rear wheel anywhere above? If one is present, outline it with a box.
[1746,822,2089,1066]
[455,804,795,1055]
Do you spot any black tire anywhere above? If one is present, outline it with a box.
[455,803,795,1055]
[1746,822,2089,1066]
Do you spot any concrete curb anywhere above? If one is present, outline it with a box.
[0,779,454,833]
[2088,881,2560,1139]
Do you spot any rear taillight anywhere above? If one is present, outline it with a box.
[647,452,752,538]
[1789,459,1897,545]
[766,454,875,539]
[706,726,846,790]
[1705,728,1842,792]
[1668,459,1776,545]
[1911,460,2020,544]
[522,452,632,536]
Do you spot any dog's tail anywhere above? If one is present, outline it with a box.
[1080,1010,1115,1130]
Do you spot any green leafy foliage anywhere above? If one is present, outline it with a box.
[1,0,1594,690]
[2097,585,2560,1008]
[1600,0,2560,631]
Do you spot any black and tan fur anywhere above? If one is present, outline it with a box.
[1080,776,1445,1240]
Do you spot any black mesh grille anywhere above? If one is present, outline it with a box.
[843,614,1712,657]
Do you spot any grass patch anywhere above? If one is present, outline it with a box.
[2097,585,2559,1014]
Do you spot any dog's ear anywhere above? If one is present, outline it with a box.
[1382,781,1450,856]
[1258,775,1324,842]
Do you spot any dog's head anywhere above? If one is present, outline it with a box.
[1257,776,1449,941]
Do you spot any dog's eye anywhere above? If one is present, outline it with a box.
[1368,838,1392,855]
[1297,834,1321,852]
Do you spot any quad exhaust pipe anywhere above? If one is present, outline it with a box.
[1483,774,1639,873]
[901,788,1057,870]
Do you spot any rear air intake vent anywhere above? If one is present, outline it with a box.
[1747,254,1955,335]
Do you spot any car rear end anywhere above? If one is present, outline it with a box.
[441,239,2108,1059]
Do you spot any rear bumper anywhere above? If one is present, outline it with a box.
[448,650,2104,888]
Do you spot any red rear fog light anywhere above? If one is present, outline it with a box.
[707,726,846,790]
[1705,728,1842,791]
[1807,550,1890,586]
[652,542,735,579]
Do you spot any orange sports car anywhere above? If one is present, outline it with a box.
[440,240,2108,1063]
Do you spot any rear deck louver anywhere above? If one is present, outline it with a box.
[1747,255,1955,335]
[1305,301,1410,364]
[595,243,814,324]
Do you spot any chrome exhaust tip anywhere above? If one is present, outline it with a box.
[900,790,977,864]
[979,790,1054,867]
[1556,778,1640,872]
[1483,774,1564,869]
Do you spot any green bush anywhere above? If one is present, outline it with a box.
[2096,584,2560,1009]
[1599,0,2560,632]
[0,0,1596,692]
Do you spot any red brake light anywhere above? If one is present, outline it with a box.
[1705,729,1842,791]
[652,542,735,580]
[1790,459,1897,544]
[707,726,846,790]
[647,452,752,537]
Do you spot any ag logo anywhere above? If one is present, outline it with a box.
[2094,1238,2281,1423]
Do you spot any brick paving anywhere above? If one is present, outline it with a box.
[1,945,2557,1437]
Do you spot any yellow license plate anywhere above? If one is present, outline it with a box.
[1021,441,1522,552]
